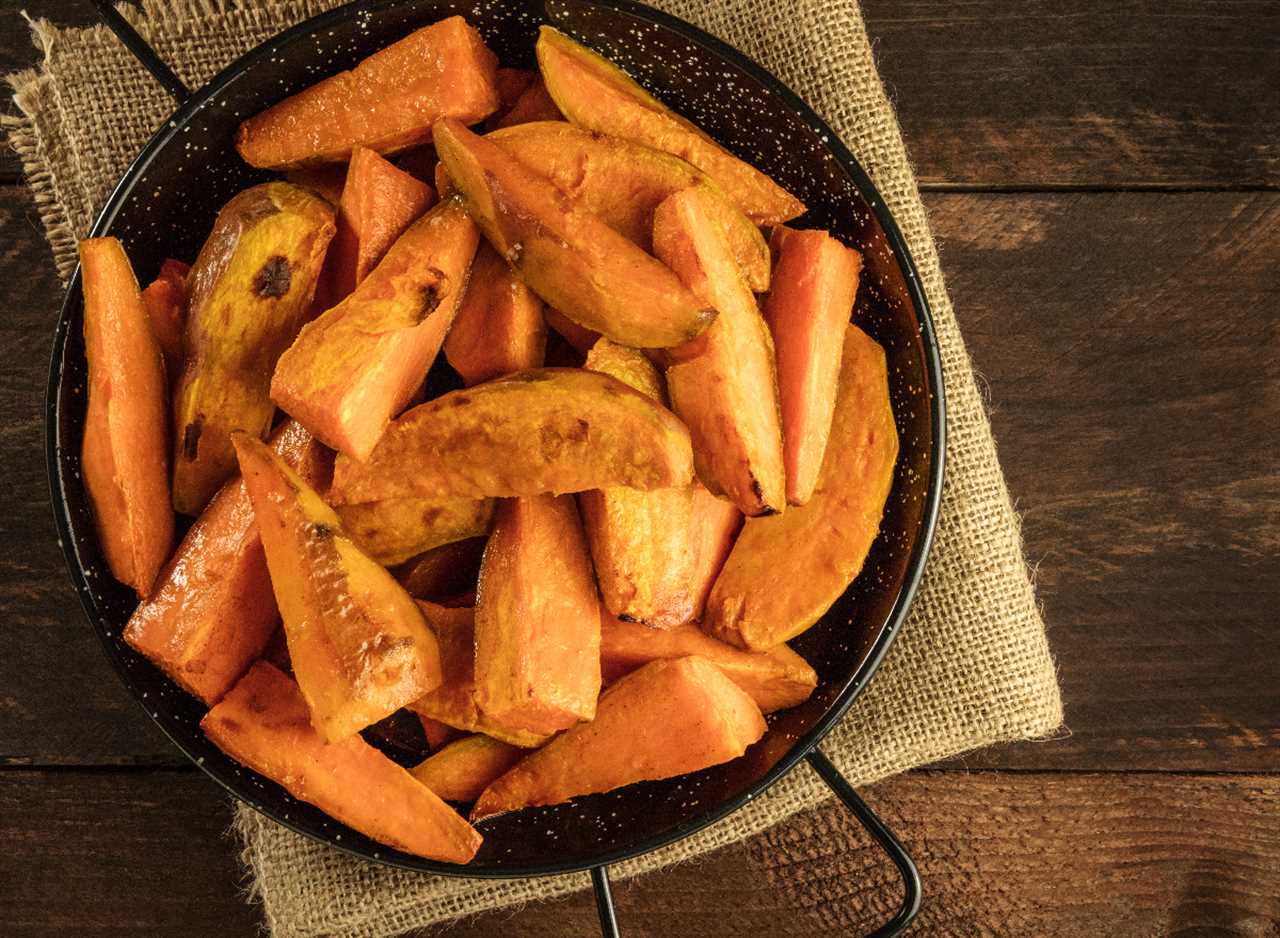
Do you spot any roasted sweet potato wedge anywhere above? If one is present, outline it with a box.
[600,615,816,713]
[580,338,696,627]
[443,243,547,385]
[125,420,330,704]
[285,166,347,205]
[474,495,601,737]
[653,188,786,516]
[79,237,174,596]
[434,117,715,349]
[490,77,563,129]
[420,715,463,751]
[537,27,804,226]
[488,122,769,291]
[236,16,499,169]
[472,655,765,819]
[687,484,743,620]
[705,326,898,650]
[394,537,487,601]
[271,197,479,460]
[328,145,437,301]
[412,734,525,803]
[328,368,695,503]
[409,601,550,748]
[764,227,864,506]
[203,661,481,862]
[140,258,189,384]
[494,67,536,111]
[335,496,493,567]
[172,182,335,515]
[543,306,599,356]
[234,434,443,741]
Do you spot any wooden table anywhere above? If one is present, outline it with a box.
[2,3,1277,935]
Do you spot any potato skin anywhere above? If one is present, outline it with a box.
[335,496,493,567]
[411,735,525,803]
[704,325,899,650]
[172,182,335,515]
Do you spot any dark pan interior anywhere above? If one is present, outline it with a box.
[48,0,944,877]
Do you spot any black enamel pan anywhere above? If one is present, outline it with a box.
[50,2,946,934]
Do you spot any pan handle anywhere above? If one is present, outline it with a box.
[591,748,921,937]
[91,0,191,103]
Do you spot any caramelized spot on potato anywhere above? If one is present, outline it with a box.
[253,255,293,298]
[182,416,204,461]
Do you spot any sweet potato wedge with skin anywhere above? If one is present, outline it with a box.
[488,122,769,292]
[285,166,347,205]
[537,27,804,226]
[543,306,599,356]
[687,484,743,620]
[490,77,563,129]
[474,495,601,737]
[705,326,898,650]
[580,338,696,627]
[600,615,816,713]
[764,227,865,506]
[140,258,189,384]
[335,496,494,567]
[412,735,525,802]
[653,188,786,516]
[434,117,715,349]
[329,146,437,301]
[173,183,336,515]
[236,16,499,169]
[472,656,765,820]
[79,238,174,596]
[234,434,443,742]
[394,537,487,601]
[409,601,550,748]
[271,197,479,460]
[328,368,695,503]
[203,661,481,863]
[443,243,547,386]
[125,420,330,704]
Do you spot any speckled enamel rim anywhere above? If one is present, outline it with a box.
[47,0,946,879]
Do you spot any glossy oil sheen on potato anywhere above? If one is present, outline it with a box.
[411,734,525,803]
[704,325,899,650]
[327,368,695,503]
[233,434,443,742]
[335,496,493,567]
[172,182,335,515]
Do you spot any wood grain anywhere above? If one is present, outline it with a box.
[2,3,1278,187]
[2,770,1276,936]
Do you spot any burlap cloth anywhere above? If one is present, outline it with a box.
[8,1,1062,934]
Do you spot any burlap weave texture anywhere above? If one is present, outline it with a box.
[7,2,1063,935]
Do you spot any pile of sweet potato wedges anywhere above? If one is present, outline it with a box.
[78,16,898,863]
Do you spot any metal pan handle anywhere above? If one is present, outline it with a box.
[91,0,191,103]
[591,748,921,937]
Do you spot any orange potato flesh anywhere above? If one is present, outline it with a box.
[472,655,765,820]
[328,145,437,301]
[764,227,864,506]
[79,237,174,596]
[474,495,601,737]
[271,197,479,460]
[705,325,898,650]
[443,242,547,386]
[408,602,550,748]
[173,182,336,515]
[433,117,715,349]
[140,258,189,385]
[394,537,487,601]
[284,166,348,205]
[543,306,599,356]
[686,483,743,620]
[494,68,536,111]
[328,368,695,503]
[334,496,493,567]
[125,420,329,704]
[412,735,525,802]
[236,16,499,169]
[653,188,786,516]
[580,338,696,627]
[488,121,769,292]
[490,77,563,129]
[600,615,816,713]
[419,715,463,751]
[233,434,443,742]
[537,27,804,226]
[202,661,481,863]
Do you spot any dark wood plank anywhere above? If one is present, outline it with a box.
[3,3,1277,187]
[2,186,1277,770]
[3,769,1277,936]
